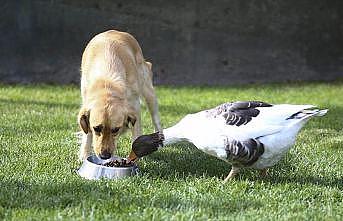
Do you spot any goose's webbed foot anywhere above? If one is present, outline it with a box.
[259,168,268,177]
[223,166,240,183]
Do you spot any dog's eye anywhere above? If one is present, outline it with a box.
[111,127,120,134]
[93,126,102,133]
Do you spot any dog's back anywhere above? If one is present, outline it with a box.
[81,30,146,90]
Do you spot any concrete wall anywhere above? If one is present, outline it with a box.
[1,0,342,85]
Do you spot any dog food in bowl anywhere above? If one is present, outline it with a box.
[102,159,134,167]
[77,155,138,180]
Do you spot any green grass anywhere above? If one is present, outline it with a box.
[0,82,342,220]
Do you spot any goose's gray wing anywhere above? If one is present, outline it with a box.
[207,101,272,126]
[225,138,265,166]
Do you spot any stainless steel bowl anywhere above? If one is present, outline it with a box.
[77,155,138,180]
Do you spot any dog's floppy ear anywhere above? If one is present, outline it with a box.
[78,108,90,134]
[127,113,137,128]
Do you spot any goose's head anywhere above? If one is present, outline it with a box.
[128,132,165,161]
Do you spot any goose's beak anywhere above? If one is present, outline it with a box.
[127,150,138,162]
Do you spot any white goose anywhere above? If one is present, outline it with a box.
[129,101,327,182]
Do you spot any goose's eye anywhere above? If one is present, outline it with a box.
[93,125,102,134]
[111,127,120,134]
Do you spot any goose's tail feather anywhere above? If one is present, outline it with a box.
[287,108,328,120]
[283,108,328,136]
[314,109,328,117]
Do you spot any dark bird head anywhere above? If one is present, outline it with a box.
[128,132,164,161]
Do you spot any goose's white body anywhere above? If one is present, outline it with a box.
[162,103,327,169]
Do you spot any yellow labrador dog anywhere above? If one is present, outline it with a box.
[78,30,162,160]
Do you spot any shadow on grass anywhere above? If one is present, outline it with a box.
[141,143,230,179]
[0,179,262,213]
[261,175,343,190]
[139,143,343,190]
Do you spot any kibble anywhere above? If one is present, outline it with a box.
[102,159,134,167]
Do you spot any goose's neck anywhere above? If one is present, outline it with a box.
[163,123,188,145]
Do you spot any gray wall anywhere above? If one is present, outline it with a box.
[1,0,342,85]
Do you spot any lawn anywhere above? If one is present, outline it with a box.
[0,82,342,220]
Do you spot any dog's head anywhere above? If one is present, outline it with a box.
[78,99,136,159]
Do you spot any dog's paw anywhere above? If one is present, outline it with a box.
[78,151,91,162]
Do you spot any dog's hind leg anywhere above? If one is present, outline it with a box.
[143,87,162,132]
[79,133,92,161]
[140,61,162,132]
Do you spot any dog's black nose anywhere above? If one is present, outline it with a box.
[99,151,111,159]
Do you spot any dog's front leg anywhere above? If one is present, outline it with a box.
[131,112,142,141]
[143,90,162,132]
[79,133,92,161]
